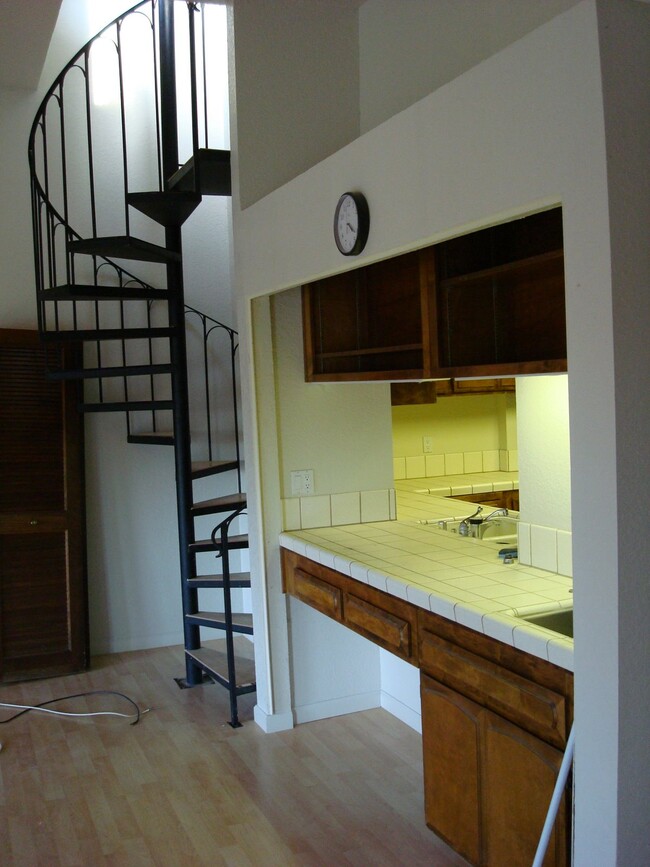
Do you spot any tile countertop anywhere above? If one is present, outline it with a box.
[394,473,519,523]
[279,517,573,672]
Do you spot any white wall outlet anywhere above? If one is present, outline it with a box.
[291,469,314,496]
[423,436,434,454]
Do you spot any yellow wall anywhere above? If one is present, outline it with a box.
[392,392,517,457]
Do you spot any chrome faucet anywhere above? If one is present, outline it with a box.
[476,508,512,540]
[458,505,483,536]
[482,508,509,522]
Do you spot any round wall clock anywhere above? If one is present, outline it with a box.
[333,191,370,256]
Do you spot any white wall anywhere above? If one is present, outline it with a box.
[359,0,580,133]
[517,375,571,531]
[229,0,360,208]
[228,1,650,861]
[271,287,393,499]
[392,393,516,459]
[596,2,650,860]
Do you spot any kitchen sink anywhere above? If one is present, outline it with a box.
[520,608,573,638]
[432,515,518,546]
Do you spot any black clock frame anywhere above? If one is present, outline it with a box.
[334,191,370,256]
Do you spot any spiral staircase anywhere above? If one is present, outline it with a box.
[28,0,254,727]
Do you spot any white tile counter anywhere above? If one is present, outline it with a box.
[280,518,573,672]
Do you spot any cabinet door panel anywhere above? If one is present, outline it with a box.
[420,629,567,747]
[344,592,413,660]
[481,709,567,867]
[293,568,342,620]
[421,675,482,865]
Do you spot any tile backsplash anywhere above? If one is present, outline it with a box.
[282,489,396,531]
[394,449,518,480]
[518,521,573,578]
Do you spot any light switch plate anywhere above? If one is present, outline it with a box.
[423,436,434,454]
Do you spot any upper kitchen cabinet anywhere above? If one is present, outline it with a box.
[302,208,566,382]
[435,208,566,377]
[303,248,436,381]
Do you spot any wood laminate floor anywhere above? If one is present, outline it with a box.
[0,642,468,866]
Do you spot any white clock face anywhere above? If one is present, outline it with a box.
[335,194,359,254]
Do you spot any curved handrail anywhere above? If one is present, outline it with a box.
[27,0,239,470]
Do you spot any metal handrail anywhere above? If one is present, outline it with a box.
[27,0,237,466]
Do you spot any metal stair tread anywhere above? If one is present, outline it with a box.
[38,284,170,301]
[185,638,255,693]
[68,235,181,264]
[186,612,253,633]
[127,190,201,226]
[168,148,231,196]
[189,533,249,553]
[191,459,239,479]
[41,326,177,342]
[187,572,251,589]
[128,431,175,445]
[49,363,173,380]
[80,399,174,413]
[191,492,247,516]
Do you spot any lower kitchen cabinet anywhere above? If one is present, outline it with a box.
[282,549,418,665]
[421,676,482,864]
[421,675,567,867]
[281,549,572,866]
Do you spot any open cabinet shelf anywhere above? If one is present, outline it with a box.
[303,207,566,382]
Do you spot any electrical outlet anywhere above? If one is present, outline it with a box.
[423,436,434,454]
[291,469,314,496]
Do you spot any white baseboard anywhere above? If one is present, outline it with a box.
[253,705,294,733]
[380,691,422,733]
[293,690,380,725]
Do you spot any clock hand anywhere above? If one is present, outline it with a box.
[347,222,354,232]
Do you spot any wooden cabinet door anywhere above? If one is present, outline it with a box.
[422,674,568,867]
[421,674,482,865]
[481,709,566,867]
[0,330,87,681]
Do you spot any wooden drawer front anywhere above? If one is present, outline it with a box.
[420,630,566,747]
[344,593,414,661]
[293,568,342,620]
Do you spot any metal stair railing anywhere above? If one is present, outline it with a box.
[26,0,251,720]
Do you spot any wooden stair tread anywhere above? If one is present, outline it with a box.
[189,533,249,554]
[191,459,239,479]
[186,637,255,691]
[187,572,251,589]
[191,493,247,516]
[68,236,181,264]
[38,284,169,301]
[186,612,253,633]
[128,431,174,445]
[80,399,173,413]
[41,326,176,342]
[127,190,201,226]
[168,148,231,196]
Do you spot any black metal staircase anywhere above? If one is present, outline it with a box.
[28,0,254,727]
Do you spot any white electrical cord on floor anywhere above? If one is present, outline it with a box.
[0,690,150,750]
[0,701,141,722]
[532,723,576,867]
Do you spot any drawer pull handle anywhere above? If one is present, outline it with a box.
[29,519,39,526]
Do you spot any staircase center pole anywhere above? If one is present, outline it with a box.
[158,0,202,685]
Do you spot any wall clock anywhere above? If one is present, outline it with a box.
[333,191,370,256]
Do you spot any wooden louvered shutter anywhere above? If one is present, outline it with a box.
[0,329,87,681]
